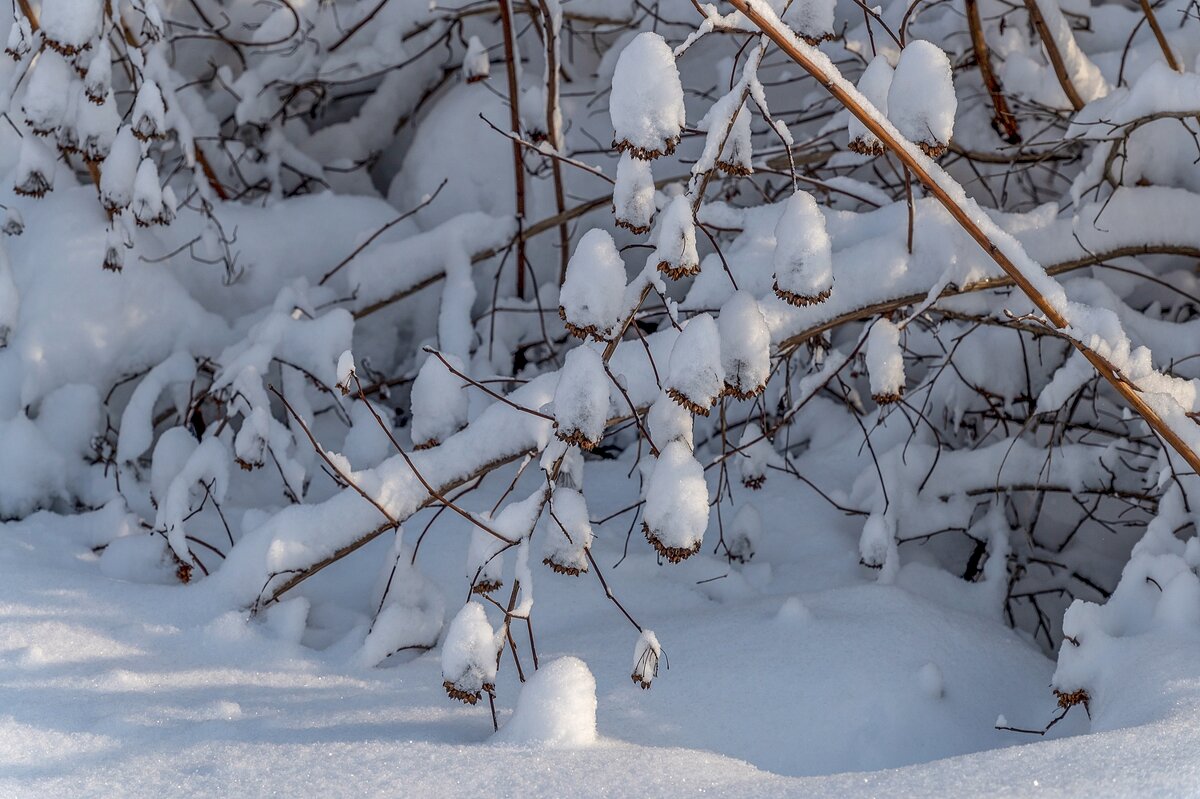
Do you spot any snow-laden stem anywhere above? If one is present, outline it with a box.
[719,0,1200,477]
[1135,0,1181,72]
[1022,0,1084,110]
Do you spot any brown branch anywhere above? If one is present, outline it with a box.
[1022,0,1084,111]
[965,0,1021,144]
[1136,0,1181,73]
[496,0,529,298]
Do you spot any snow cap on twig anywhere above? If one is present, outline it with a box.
[410,352,469,450]
[665,314,724,416]
[12,136,55,198]
[715,102,753,176]
[654,195,700,280]
[542,487,594,575]
[610,32,686,160]
[131,159,164,227]
[647,390,693,455]
[22,50,73,136]
[865,317,905,403]
[463,36,489,83]
[783,0,837,44]
[642,440,709,562]
[887,40,956,158]
[613,152,655,234]
[631,629,661,688]
[441,601,498,704]
[82,41,112,103]
[736,424,782,489]
[772,190,833,307]
[39,0,102,55]
[719,292,770,399]
[727,501,761,563]
[76,91,119,162]
[131,80,168,141]
[100,126,140,211]
[552,345,611,450]
[848,55,893,156]
[559,228,626,341]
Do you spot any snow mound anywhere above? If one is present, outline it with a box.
[496,656,598,747]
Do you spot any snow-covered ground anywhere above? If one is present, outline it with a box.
[3,458,1197,797]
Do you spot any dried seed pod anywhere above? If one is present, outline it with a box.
[12,136,56,198]
[718,292,770,399]
[131,159,164,227]
[865,318,905,403]
[665,314,724,416]
[233,407,270,470]
[441,602,497,704]
[736,424,782,490]
[102,222,128,272]
[39,0,103,55]
[462,35,489,83]
[727,502,760,564]
[848,56,893,156]
[410,353,469,450]
[859,512,894,569]
[100,126,140,212]
[783,0,836,44]
[642,441,709,562]
[22,50,73,135]
[610,32,685,160]
[630,629,661,689]
[887,40,956,158]
[2,208,24,237]
[654,195,699,280]
[466,526,505,595]
[131,80,168,141]
[75,89,118,161]
[5,16,33,61]
[542,487,593,575]
[772,190,833,307]
[646,390,693,455]
[552,345,610,450]
[558,228,626,341]
[82,40,111,103]
[612,152,655,235]
[715,102,753,176]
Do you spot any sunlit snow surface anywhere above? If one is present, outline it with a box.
[3,458,1198,797]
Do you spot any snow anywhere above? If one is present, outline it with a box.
[654,194,700,279]
[865,318,904,402]
[495,656,598,746]
[441,601,498,700]
[773,190,833,305]
[410,352,469,449]
[552,345,611,450]
[38,0,102,52]
[2,1,1200,795]
[886,41,956,155]
[610,33,686,159]
[665,314,724,415]
[718,292,770,398]
[642,441,709,561]
[612,152,655,234]
[559,228,627,340]
[848,56,893,155]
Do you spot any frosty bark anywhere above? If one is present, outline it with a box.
[724,0,1200,475]
[533,0,571,281]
